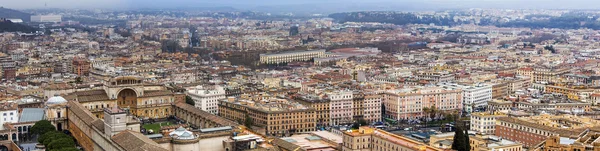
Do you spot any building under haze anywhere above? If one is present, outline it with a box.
[30,15,62,22]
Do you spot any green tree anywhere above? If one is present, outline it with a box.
[38,131,58,144]
[465,125,471,151]
[47,138,75,150]
[352,117,369,129]
[40,131,71,146]
[423,107,430,126]
[451,125,468,151]
[185,96,195,106]
[31,120,56,135]
[244,114,253,128]
[75,77,83,84]
[50,147,80,151]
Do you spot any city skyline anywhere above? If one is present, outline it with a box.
[3,0,600,11]
[3,1,600,151]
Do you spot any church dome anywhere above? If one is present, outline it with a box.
[47,94,67,104]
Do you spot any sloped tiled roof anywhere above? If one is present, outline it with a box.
[272,138,305,151]
[143,90,173,97]
[111,130,168,151]
[67,101,96,125]
[66,90,111,102]
[92,119,105,133]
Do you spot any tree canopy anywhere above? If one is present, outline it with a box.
[31,120,56,135]
[47,138,76,150]
[50,147,80,151]
[451,125,468,151]
[41,131,71,146]
[185,96,195,106]
[244,114,254,128]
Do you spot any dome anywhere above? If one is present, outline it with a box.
[169,126,196,140]
[47,94,67,104]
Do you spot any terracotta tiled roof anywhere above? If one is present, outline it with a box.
[497,117,586,138]
[77,94,110,102]
[68,90,111,103]
[272,138,305,151]
[111,130,168,151]
[45,83,74,90]
[143,90,173,97]
[67,101,97,126]
[92,119,105,133]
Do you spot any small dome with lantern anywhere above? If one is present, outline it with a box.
[47,94,68,105]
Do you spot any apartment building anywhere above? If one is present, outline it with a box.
[259,49,326,64]
[218,97,316,136]
[430,133,522,151]
[327,90,354,125]
[0,102,18,130]
[414,71,455,83]
[532,67,571,83]
[361,92,382,124]
[342,126,443,151]
[487,99,513,112]
[439,83,492,113]
[72,57,91,76]
[384,86,463,120]
[495,115,600,148]
[186,85,226,115]
[294,94,331,127]
[545,84,595,101]
[470,112,507,135]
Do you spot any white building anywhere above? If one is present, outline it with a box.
[0,102,18,130]
[470,112,507,135]
[30,15,62,22]
[439,83,492,113]
[186,85,225,115]
[327,90,354,125]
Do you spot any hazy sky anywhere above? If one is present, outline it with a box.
[2,0,600,10]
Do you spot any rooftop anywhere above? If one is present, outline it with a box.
[19,108,45,122]
[279,134,337,151]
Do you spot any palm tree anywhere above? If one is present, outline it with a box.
[430,105,438,120]
[422,107,432,127]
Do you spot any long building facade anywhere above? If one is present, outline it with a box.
[218,97,316,136]
[64,76,180,119]
[384,86,463,120]
[259,49,326,64]
[342,126,443,151]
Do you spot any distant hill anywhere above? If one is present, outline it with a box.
[0,7,31,22]
[0,20,37,33]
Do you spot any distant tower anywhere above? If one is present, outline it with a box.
[289,24,299,36]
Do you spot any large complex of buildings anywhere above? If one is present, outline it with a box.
[496,114,600,148]
[384,86,463,120]
[342,126,443,151]
[429,132,523,151]
[470,112,507,135]
[259,49,326,64]
[63,76,180,119]
[219,97,316,136]
[30,15,62,22]
[439,83,492,113]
